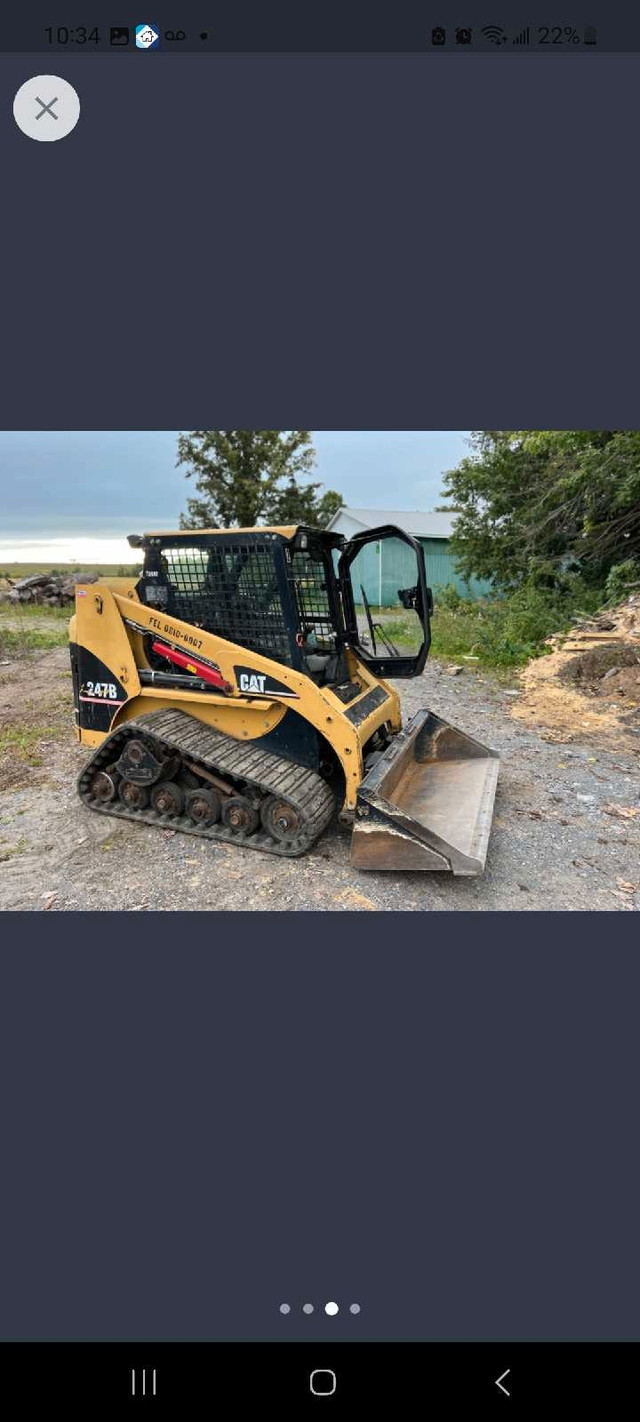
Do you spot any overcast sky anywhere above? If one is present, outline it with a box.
[0,430,471,560]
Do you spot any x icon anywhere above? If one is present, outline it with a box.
[35,95,59,120]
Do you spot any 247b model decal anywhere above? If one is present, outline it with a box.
[80,680,123,703]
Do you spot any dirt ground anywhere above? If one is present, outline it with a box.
[1,642,639,912]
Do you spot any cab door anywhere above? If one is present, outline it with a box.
[337,525,431,678]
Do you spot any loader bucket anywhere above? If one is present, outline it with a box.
[350,709,499,875]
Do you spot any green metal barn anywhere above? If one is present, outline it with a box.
[327,507,492,606]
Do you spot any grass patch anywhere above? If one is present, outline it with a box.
[0,601,70,656]
[0,835,28,862]
[0,626,69,655]
[0,562,139,578]
[377,616,422,651]
[0,602,69,620]
[0,724,61,766]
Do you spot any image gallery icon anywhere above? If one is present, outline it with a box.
[135,24,160,50]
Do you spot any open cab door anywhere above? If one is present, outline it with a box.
[339,526,499,875]
[338,525,432,678]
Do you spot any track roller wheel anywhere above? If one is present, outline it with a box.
[90,769,119,803]
[260,794,301,844]
[185,786,221,827]
[150,781,185,817]
[221,796,260,835]
[118,780,150,811]
[120,738,151,769]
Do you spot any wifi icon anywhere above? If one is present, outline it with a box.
[481,25,506,45]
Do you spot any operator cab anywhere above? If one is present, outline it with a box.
[129,522,431,691]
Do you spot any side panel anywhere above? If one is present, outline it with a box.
[250,708,321,770]
[71,583,140,739]
[112,689,288,741]
[73,646,128,734]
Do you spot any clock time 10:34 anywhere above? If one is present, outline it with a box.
[44,26,101,45]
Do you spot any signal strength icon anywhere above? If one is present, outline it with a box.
[512,26,530,46]
[481,25,507,45]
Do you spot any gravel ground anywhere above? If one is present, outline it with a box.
[1,647,639,911]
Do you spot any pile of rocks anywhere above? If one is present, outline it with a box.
[0,570,99,606]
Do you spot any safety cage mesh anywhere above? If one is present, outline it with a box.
[157,542,293,664]
[288,550,338,648]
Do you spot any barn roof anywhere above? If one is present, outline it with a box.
[327,507,456,539]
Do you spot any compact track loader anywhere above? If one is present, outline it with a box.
[69,524,498,873]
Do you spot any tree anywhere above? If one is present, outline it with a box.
[440,430,640,591]
[177,430,344,530]
[267,480,344,528]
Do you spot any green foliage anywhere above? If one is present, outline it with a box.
[430,580,602,669]
[441,430,640,591]
[267,481,345,529]
[604,558,640,604]
[432,581,463,610]
[177,430,344,530]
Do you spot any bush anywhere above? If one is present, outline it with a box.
[429,578,603,669]
[433,582,463,610]
[604,559,640,604]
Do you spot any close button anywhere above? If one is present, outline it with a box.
[310,1369,337,1397]
[13,76,80,142]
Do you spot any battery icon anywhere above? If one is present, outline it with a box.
[584,26,598,45]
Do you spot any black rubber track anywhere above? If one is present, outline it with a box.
[77,708,336,858]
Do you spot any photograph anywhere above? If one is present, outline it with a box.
[2,20,639,1404]
[1,428,638,912]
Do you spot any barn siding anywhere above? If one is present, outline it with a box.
[419,539,492,602]
[349,536,492,606]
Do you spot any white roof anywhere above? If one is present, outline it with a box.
[328,507,456,539]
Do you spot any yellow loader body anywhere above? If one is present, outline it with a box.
[69,524,498,872]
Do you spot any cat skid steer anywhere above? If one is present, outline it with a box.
[69,523,498,874]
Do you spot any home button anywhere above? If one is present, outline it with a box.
[310,1368,337,1396]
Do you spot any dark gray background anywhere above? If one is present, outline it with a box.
[0,52,639,1342]
[1,54,639,428]
[1,920,637,1341]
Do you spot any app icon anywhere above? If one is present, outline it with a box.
[110,26,130,46]
[431,27,446,46]
[135,24,160,50]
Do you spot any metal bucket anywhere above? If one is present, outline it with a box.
[350,709,499,875]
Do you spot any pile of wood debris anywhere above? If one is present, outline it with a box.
[510,593,640,748]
